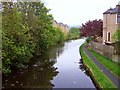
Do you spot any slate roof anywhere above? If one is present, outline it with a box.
[103,6,120,14]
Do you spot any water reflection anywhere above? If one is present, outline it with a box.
[2,39,95,89]
[79,59,90,76]
[3,58,58,89]
[46,42,65,63]
[52,39,95,88]
[2,42,65,89]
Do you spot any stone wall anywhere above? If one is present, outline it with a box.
[89,41,120,63]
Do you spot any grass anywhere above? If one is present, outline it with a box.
[88,48,120,79]
[80,44,116,88]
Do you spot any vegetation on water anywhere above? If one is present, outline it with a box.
[88,48,120,78]
[67,27,80,40]
[80,44,116,88]
[2,2,66,74]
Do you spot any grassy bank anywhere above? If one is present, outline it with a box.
[88,48,120,79]
[79,44,116,88]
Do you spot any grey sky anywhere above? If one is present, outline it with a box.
[42,0,119,26]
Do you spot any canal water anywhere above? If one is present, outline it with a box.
[2,39,95,89]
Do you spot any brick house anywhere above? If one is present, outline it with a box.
[103,1,120,44]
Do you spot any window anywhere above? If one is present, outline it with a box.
[116,13,120,24]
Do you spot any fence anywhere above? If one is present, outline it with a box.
[89,41,120,63]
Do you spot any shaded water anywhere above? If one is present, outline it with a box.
[2,39,95,89]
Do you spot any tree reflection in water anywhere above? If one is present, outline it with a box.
[2,46,63,89]
[46,42,65,63]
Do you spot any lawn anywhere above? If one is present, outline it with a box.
[88,48,120,79]
[80,44,116,88]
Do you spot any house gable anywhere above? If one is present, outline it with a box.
[103,2,120,44]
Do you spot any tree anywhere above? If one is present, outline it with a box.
[68,27,80,39]
[112,28,120,41]
[112,28,120,55]
[2,2,66,74]
[2,2,35,73]
[80,19,103,37]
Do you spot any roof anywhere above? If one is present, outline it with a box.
[64,24,69,28]
[53,20,58,23]
[103,5,120,14]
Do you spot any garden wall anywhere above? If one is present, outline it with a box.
[89,41,120,63]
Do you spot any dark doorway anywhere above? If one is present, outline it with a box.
[108,32,110,41]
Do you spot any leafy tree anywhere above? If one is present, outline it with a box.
[2,1,66,74]
[112,28,120,41]
[112,28,120,54]
[68,27,80,39]
[80,19,103,37]
[2,3,34,73]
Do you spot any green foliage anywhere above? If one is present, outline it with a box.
[67,27,80,40]
[86,37,91,43]
[112,28,120,41]
[2,2,65,74]
[55,27,65,42]
[2,5,34,73]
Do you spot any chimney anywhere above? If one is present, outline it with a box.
[116,1,120,9]
[116,5,120,9]
[117,1,120,26]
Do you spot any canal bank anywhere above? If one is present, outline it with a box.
[79,44,117,89]
[3,39,96,89]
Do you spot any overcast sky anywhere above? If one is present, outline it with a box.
[41,0,119,26]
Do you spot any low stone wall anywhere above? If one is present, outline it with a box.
[89,41,120,63]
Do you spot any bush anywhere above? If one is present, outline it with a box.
[86,37,91,43]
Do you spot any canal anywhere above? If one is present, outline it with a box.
[2,39,96,89]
